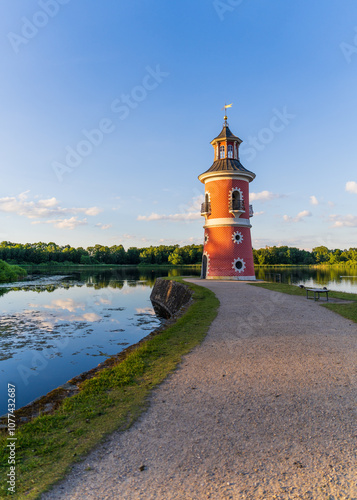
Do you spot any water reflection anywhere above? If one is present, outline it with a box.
[256,266,357,293]
[0,267,198,416]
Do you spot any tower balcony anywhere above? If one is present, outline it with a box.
[228,199,245,216]
[249,204,254,217]
[201,201,211,216]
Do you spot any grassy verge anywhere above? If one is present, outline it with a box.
[250,282,357,323]
[0,279,218,499]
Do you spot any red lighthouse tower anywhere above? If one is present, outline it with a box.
[199,111,256,280]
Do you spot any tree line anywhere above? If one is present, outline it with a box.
[0,241,203,266]
[0,241,356,266]
[253,245,357,266]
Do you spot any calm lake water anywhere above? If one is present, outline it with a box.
[0,265,356,415]
[0,267,200,415]
[256,266,357,294]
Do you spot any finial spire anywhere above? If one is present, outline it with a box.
[222,103,232,126]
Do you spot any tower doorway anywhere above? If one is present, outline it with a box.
[201,254,208,279]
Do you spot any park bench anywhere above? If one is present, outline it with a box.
[305,287,329,301]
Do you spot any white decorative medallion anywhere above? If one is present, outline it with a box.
[232,257,246,273]
[232,230,243,245]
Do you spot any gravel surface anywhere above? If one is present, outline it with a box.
[42,280,357,500]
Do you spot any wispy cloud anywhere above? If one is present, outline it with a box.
[138,212,201,222]
[283,210,312,223]
[32,217,88,230]
[0,192,101,219]
[345,181,357,194]
[138,195,203,222]
[330,214,357,227]
[310,195,319,205]
[250,191,282,202]
[95,223,112,230]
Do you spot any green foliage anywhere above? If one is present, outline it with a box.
[253,245,357,266]
[168,248,184,265]
[0,241,203,267]
[0,259,27,283]
[2,240,357,268]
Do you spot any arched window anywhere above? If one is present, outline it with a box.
[232,190,241,211]
[228,145,233,158]
[219,145,225,159]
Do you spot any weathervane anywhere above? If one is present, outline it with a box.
[222,103,232,126]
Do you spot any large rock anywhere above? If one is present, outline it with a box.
[150,278,193,319]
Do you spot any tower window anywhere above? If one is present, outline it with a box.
[219,145,225,159]
[228,145,233,158]
[232,190,241,210]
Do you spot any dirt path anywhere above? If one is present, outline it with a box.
[42,280,357,499]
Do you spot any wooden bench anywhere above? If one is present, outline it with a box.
[305,288,329,301]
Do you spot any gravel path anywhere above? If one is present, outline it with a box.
[42,280,357,500]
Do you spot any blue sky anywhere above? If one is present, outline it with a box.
[1,0,357,250]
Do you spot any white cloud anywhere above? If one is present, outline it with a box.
[0,192,101,220]
[95,223,112,230]
[38,197,58,208]
[250,191,281,202]
[32,217,88,230]
[253,211,265,216]
[138,194,203,222]
[283,210,312,223]
[84,207,101,216]
[138,212,201,222]
[310,195,319,205]
[330,214,357,228]
[345,181,357,194]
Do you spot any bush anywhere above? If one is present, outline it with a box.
[0,260,27,283]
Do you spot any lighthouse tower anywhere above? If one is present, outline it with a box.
[199,112,256,280]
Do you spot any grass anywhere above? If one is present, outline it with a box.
[0,279,219,499]
[250,282,357,323]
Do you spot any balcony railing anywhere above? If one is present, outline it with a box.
[228,199,245,213]
[201,201,211,215]
[249,204,254,217]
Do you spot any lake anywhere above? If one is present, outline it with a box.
[0,265,356,415]
[256,266,357,294]
[0,267,200,416]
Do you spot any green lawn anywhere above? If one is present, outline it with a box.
[0,279,219,499]
[250,282,357,323]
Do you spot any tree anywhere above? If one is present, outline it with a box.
[168,249,183,265]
